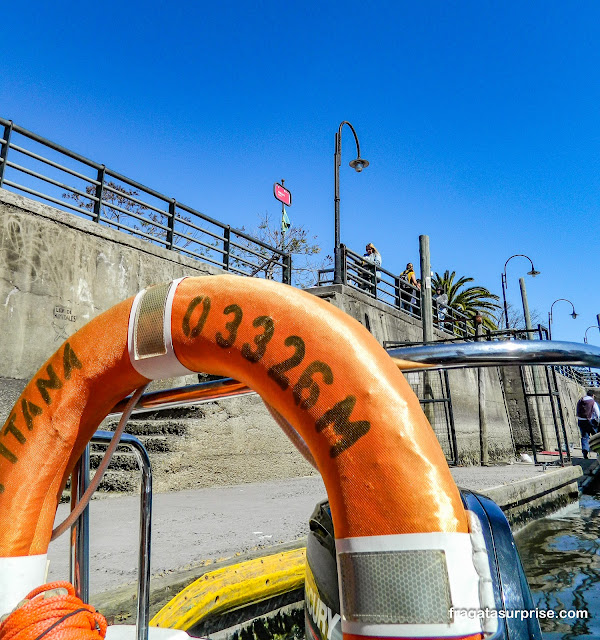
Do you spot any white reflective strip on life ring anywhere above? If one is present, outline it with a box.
[127,278,195,380]
[335,532,486,638]
[467,510,497,634]
[0,554,47,617]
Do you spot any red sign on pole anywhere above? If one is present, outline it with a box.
[273,182,292,206]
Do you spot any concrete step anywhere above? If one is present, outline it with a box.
[104,405,206,426]
[59,463,142,501]
[93,433,173,454]
[102,419,189,437]
[135,434,172,453]
[93,469,139,493]
[136,405,206,420]
[90,451,140,472]
[59,406,199,498]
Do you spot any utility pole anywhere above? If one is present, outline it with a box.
[520,277,533,336]
[419,235,435,426]
[419,235,433,343]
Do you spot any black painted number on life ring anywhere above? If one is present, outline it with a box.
[216,304,243,348]
[268,336,305,390]
[242,316,275,363]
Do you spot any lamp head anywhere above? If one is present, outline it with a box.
[571,311,578,320]
[528,268,541,277]
[349,157,369,173]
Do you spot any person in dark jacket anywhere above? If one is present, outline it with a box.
[576,390,600,459]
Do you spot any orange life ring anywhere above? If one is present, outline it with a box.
[0,275,491,638]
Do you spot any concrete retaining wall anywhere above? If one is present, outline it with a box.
[501,365,585,452]
[0,189,222,382]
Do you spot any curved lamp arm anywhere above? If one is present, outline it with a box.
[336,121,369,171]
[333,121,368,285]
[502,254,540,282]
[500,253,540,330]
[548,298,578,339]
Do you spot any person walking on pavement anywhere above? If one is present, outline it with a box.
[576,389,600,459]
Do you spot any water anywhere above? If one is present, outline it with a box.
[516,492,600,639]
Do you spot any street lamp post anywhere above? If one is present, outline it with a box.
[333,121,369,285]
[548,299,578,340]
[584,325,600,344]
[501,254,540,330]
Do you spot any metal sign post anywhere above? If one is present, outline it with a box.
[274,180,292,250]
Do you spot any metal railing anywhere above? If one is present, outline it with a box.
[432,300,477,339]
[317,244,476,337]
[555,365,600,388]
[71,431,152,640]
[0,118,292,284]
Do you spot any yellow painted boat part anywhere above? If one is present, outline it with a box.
[150,547,306,631]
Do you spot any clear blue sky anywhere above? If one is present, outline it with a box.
[2,1,599,344]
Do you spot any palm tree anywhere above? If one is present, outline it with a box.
[432,270,500,331]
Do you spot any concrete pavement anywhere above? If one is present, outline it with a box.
[48,461,587,597]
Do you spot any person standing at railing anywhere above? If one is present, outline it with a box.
[362,243,382,295]
[433,287,449,325]
[576,390,600,459]
[400,262,418,312]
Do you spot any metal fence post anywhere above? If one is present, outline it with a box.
[70,445,90,603]
[444,370,459,466]
[93,165,106,223]
[0,120,13,188]
[394,276,401,309]
[340,244,348,285]
[167,200,176,250]
[223,227,231,271]
[372,264,378,299]
[283,253,292,284]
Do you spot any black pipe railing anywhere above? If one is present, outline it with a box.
[555,365,600,387]
[0,118,292,284]
[317,244,476,337]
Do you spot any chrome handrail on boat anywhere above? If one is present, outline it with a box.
[388,340,600,371]
[107,340,600,418]
[71,430,152,640]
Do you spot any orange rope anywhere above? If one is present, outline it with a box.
[0,582,107,640]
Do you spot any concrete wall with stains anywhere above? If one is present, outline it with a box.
[501,365,585,453]
[0,189,223,381]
